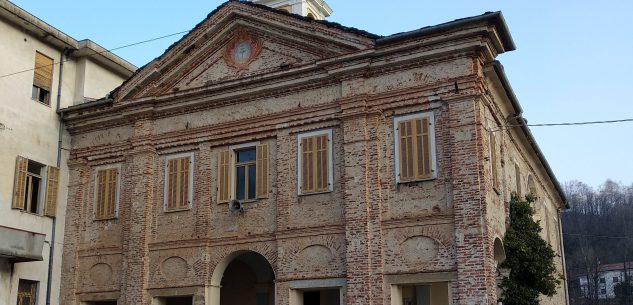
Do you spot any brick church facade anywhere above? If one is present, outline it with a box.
[58,1,568,305]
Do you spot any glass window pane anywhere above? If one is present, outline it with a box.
[248,165,256,200]
[237,148,256,162]
[236,166,245,200]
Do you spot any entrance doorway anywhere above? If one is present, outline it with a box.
[214,251,275,305]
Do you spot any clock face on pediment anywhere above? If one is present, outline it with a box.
[223,29,263,70]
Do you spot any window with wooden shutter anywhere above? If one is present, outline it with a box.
[12,156,29,210]
[298,130,332,194]
[490,133,499,190]
[44,166,60,217]
[95,167,119,219]
[217,150,230,204]
[166,155,192,211]
[395,112,436,183]
[256,144,269,198]
[12,157,47,214]
[32,52,54,105]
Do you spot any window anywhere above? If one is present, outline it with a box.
[394,112,436,183]
[154,296,193,305]
[401,285,430,305]
[12,156,59,217]
[95,165,121,219]
[527,174,537,197]
[600,277,606,284]
[614,277,620,283]
[297,130,333,194]
[32,51,54,105]
[17,279,38,305]
[165,153,194,211]
[490,133,499,190]
[601,288,607,295]
[302,289,340,305]
[217,143,269,203]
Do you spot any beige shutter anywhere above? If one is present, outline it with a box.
[96,168,118,219]
[399,120,414,181]
[167,157,190,210]
[315,134,328,192]
[43,166,60,217]
[301,137,314,193]
[33,52,54,91]
[12,156,29,209]
[399,118,432,181]
[256,144,269,199]
[416,117,432,179]
[179,157,190,209]
[217,150,230,204]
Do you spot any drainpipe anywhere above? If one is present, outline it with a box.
[46,47,67,305]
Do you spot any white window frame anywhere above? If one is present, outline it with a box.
[297,129,334,195]
[163,152,195,212]
[228,141,261,202]
[393,112,437,183]
[93,163,122,220]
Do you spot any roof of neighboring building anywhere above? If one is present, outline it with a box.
[599,262,633,273]
[0,0,137,77]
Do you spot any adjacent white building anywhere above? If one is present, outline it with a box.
[576,262,633,299]
[0,1,136,305]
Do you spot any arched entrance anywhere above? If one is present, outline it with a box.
[208,251,275,305]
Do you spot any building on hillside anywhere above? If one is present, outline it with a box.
[58,1,568,305]
[0,1,136,305]
[572,262,633,300]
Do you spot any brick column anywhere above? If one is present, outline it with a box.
[59,159,89,305]
[120,118,157,305]
[340,97,384,305]
[449,99,495,305]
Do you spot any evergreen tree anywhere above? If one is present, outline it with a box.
[499,195,560,305]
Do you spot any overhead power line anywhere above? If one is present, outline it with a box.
[563,233,633,240]
[0,30,190,79]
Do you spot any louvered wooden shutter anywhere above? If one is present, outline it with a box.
[399,117,432,181]
[217,150,230,203]
[300,134,329,194]
[33,52,53,91]
[12,156,28,209]
[96,168,118,219]
[301,136,314,193]
[315,134,329,192]
[490,134,499,188]
[256,144,269,198]
[44,166,60,217]
[167,157,190,210]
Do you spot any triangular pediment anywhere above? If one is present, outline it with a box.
[115,1,377,101]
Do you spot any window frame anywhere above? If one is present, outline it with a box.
[297,129,334,195]
[24,160,46,215]
[163,152,195,212]
[93,163,122,220]
[393,112,437,184]
[32,51,54,106]
[17,279,39,305]
[228,142,261,202]
[12,157,48,216]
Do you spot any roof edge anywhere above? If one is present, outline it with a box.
[1,0,137,75]
[377,11,516,53]
[487,61,568,209]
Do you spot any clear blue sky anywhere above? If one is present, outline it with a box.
[10,0,633,188]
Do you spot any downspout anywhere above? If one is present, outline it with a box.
[558,210,570,305]
[46,47,67,305]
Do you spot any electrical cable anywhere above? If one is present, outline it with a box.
[0,30,190,79]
